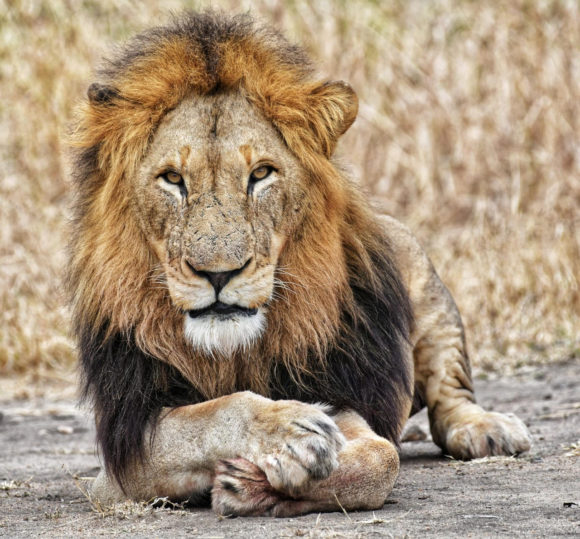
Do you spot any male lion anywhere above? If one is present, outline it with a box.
[69,12,531,516]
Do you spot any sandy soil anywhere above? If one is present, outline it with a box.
[1,359,579,538]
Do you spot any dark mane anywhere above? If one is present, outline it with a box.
[79,326,205,487]
[101,11,310,84]
[270,227,414,443]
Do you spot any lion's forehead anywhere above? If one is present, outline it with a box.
[146,93,284,169]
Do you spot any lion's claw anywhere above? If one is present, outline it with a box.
[212,458,317,518]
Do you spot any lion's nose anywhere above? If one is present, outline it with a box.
[185,258,252,294]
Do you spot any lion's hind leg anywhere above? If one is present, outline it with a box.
[211,410,399,517]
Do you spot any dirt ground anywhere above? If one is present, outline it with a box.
[1,359,579,538]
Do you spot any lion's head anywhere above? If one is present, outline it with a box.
[69,12,362,378]
[135,91,322,356]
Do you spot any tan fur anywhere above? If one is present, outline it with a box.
[73,13,531,516]
[212,411,399,517]
[381,216,531,459]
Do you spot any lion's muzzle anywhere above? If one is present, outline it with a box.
[184,257,252,295]
[168,253,274,355]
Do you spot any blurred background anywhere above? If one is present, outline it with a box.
[1,0,578,392]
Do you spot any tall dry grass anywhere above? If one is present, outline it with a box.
[1,0,578,381]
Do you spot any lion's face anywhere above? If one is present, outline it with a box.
[134,92,308,355]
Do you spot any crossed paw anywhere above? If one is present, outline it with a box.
[211,458,295,517]
[212,398,344,516]
[247,399,345,495]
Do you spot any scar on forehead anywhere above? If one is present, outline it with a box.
[180,146,191,168]
[239,144,253,167]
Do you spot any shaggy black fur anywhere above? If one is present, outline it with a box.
[270,236,414,444]
[78,326,205,487]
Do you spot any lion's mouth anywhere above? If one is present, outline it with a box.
[187,301,258,319]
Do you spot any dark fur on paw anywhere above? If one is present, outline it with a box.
[211,458,288,517]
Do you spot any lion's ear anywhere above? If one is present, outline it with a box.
[87,83,120,105]
[308,81,358,157]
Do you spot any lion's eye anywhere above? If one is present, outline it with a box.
[250,166,273,182]
[158,170,187,198]
[162,171,184,185]
[248,165,276,196]
[248,165,275,196]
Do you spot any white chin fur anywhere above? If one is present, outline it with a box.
[184,310,266,357]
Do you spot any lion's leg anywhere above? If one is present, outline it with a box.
[412,286,531,459]
[376,215,531,459]
[211,410,399,517]
[89,391,345,506]
[90,465,213,508]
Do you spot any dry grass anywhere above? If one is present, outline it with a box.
[1,0,578,380]
[72,474,187,519]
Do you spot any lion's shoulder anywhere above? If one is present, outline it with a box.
[375,213,464,350]
[375,214,434,286]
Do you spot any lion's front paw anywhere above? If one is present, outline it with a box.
[212,458,283,517]
[444,410,531,459]
[249,399,345,496]
[212,458,313,518]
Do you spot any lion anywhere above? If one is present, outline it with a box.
[68,12,531,517]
